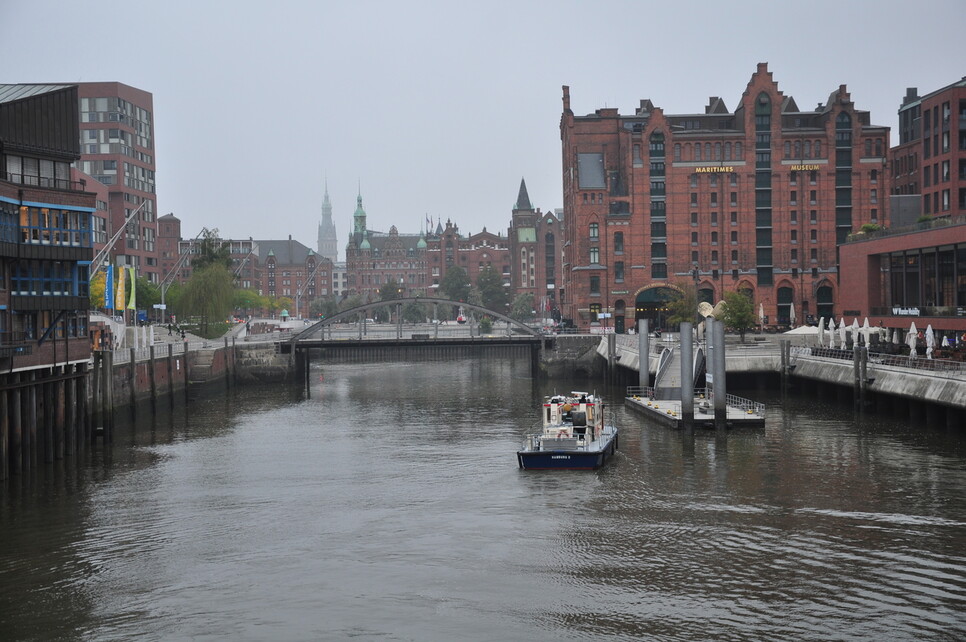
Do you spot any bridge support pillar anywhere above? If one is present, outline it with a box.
[680,322,694,429]
[638,319,649,389]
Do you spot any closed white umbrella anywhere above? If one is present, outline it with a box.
[759,303,765,328]
[838,318,847,349]
[907,321,918,358]
[942,335,951,348]
[925,324,935,359]
[891,329,898,345]
[862,318,871,346]
[816,317,825,347]
[789,302,796,327]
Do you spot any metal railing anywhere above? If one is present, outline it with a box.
[791,345,966,376]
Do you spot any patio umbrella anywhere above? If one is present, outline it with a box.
[925,324,935,359]
[862,318,871,346]
[829,320,835,349]
[759,303,765,327]
[891,329,898,345]
[816,317,825,347]
[942,335,951,348]
[838,318,847,349]
[789,302,796,327]
[907,321,918,358]
[851,318,860,346]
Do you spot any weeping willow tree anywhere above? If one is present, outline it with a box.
[179,264,235,336]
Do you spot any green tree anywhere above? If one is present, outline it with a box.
[479,316,493,334]
[720,290,757,343]
[192,228,233,272]
[339,294,364,313]
[233,289,265,316]
[510,293,535,322]
[379,280,405,301]
[402,301,428,323]
[310,295,340,319]
[476,266,507,312]
[666,279,699,328]
[179,265,234,335]
[440,266,471,303]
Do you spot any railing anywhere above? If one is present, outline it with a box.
[790,345,966,376]
[724,392,765,416]
[3,172,86,191]
[846,214,966,243]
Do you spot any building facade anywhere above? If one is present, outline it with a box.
[839,218,966,335]
[507,179,563,320]
[0,84,95,476]
[560,63,890,332]
[73,83,159,284]
[890,77,966,217]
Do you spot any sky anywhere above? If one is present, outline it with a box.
[2,0,964,260]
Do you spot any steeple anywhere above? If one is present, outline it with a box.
[514,177,533,211]
[317,179,339,263]
[352,189,367,235]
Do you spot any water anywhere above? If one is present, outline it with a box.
[2,357,965,640]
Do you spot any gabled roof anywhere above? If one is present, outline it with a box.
[254,238,317,264]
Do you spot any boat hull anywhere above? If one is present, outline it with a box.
[517,432,618,470]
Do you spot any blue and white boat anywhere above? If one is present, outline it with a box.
[517,391,618,470]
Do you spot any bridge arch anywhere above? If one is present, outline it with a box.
[295,297,540,338]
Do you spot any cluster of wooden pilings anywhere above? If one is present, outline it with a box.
[0,360,100,480]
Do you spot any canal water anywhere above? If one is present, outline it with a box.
[2,357,965,640]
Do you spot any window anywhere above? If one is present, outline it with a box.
[690,193,698,207]
[810,210,817,224]
[810,248,818,263]
[810,190,817,205]
[810,229,817,242]
[691,232,698,246]
[730,173,738,187]
[673,144,681,162]
[614,232,624,254]
[871,169,878,183]
[589,247,599,264]
[731,211,738,225]
[651,263,667,279]
[711,232,718,245]
[690,174,698,188]
[711,250,718,264]
[790,210,798,223]
[810,171,817,185]
[790,190,797,205]
[615,261,624,283]
[870,189,877,204]
[589,223,599,239]
[790,171,797,185]
[589,277,600,297]
[710,193,718,206]
[731,250,738,264]
[691,251,699,263]
[710,211,718,226]
[790,230,798,243]
[710,174,718,187]
[691,212,698,225]
[791,248,798,263]
[731,231,738,244]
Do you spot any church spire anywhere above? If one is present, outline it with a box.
[317,176,338,262]
[514,177,533,211]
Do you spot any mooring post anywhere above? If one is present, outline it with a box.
[150,345,157,408]
[167,344,175,406]
[713,318,727,430]
[852,345,862,410]
[129,347,137,410]
[638,318,649,389]
[104,349,114,442]
[91,352,101,440]
[607,333,617,383]
[680,321,694,429]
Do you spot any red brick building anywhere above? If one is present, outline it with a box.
[560,63,890,332]
[74,82,160,283]
[890,78,966,217]
[507,178,563,319]
[839,218,966,336]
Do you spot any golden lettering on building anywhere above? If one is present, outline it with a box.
[790,164,821,171]
[694,166,734,173]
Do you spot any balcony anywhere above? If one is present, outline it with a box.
[0,331,33,357]
[3,172,87,192]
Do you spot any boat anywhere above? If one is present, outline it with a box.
[456,306,467,324]
[517,391,618,470]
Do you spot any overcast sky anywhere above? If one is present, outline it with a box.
[2,0,964,260]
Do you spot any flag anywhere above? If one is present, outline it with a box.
[127,267,136,310]
[104,265,114,309]
[115,266,126,311]
[425,214,431,232]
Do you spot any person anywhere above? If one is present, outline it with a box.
[180,328,186,340]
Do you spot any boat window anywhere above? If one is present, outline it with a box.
[587,407,593,421]
[546,407,551,422]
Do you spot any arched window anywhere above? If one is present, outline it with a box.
[725,142,732,160]
[735,142,743,159]
[649,131,665,158]
[705,143,712,160]
[804,141,811,158]
[875,139,882,156]
[784,141,791,158]
[794,140,801,157]
[694,144,702,161]
[814,140,821,157]
[836,112,851,128]
[714,142,721,160]
[865,139,872,156]
[673,143,681,162]
[589,222,599,239]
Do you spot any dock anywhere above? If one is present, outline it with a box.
[625,386,765,429]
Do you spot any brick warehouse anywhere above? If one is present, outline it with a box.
[559,63,890,333]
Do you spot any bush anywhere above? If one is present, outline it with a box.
[479,317,493,334]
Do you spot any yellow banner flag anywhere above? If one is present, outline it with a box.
[115,266,126,311]
[127,267,137,310]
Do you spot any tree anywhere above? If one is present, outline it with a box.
[510,293,535,322]
[666,279,698,329]
[339,294,364,313]
[310,295,340,319]
[402,301,428,324]
[179,264,234,335]
[720,290,757,343]
[476,266,507,312]
[192,228,233,272]
[440,266,471,303]
[379,280,405,301]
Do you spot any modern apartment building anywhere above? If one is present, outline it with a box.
[560,63,890,332]
[74,82,159,284]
